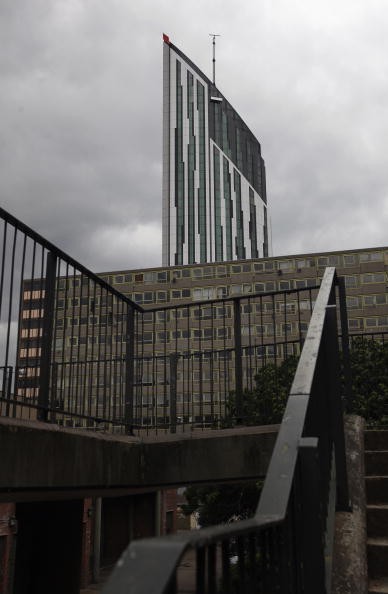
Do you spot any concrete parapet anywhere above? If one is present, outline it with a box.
[0,417,277,501]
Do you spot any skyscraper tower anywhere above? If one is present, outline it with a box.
[162,34,269,266]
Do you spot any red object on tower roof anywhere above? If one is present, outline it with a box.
[163,33,170,44]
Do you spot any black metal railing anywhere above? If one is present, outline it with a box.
[102,267,350,594]
[0,207,140,430]
[131,286,320,433]
[0,206,327,434]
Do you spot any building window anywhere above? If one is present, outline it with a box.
[349,318,362,330]
[360,252,383,262]
[217,266,228,278]
[22,309,44,319]
[278,260,294,271]
[265,281,276,291]
[143,332,153,344]
[343,254,357,267]
[361,273,385,284]
[344,276,358,288]
[203,267,214,279]
[363,294,388,306]
[276,301,297,314]
[254,283,265,292]
[346,296,360,309]
[217,286,228,298]
[193,287,217,301]
[365,316,388,327]
[279,280,294,291]
[157,331,170,342]
[159,271,169,282]
[157,311,169,322]
[217,327,231,339]
[296,259,315,269]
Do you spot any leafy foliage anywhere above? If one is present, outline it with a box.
[182,482,262,528]
[225,355,299,426]
[347,337,388,425]
[184,338,388,528]
[182,356,298,528]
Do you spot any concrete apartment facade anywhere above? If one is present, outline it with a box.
[104,246,388,336]
[16,245,388,426]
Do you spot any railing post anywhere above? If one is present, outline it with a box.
[337,276,353,412]
[125,306,135,434]
[4,366,13,417]
[169,353,178,434]
[38,251,57,422]
[233,299,243,422]
[325,301,351,512]
[298,438,326,594]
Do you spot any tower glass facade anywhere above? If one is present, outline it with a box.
[162,36,270,266]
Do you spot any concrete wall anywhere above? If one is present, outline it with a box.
[0,418,277,501]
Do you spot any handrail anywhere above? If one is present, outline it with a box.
[0,206,142,311]
[144,284,321,312]
[103,267,351,593]
[1,205,322,434]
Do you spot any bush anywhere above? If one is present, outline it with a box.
[348,337,388,425]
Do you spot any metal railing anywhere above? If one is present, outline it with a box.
[131,286,320,433]
[102,267,350,593]
[0,207,140,430]
[0,206,328,433]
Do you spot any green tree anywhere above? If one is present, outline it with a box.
[184,338,388,528]
[183,356,298,528]
[225,355,298,427]
[182,482,262,528]
[347,337,388,425]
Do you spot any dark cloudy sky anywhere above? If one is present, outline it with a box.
[1,0,387,272]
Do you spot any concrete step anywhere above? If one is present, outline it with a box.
[369,576,388,593]
[366,452,388,477]
[366,431,388,452]
[367,477,388,505]
[368,505,388,537]
[368,537,388,578]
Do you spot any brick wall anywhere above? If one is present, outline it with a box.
[0,503,16,594]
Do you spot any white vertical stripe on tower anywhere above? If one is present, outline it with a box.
[231,168,237,259]
[241,177,251,259]
[169,51,177,263]
[203,85,211,263]
[182,63,189,264]
[219,153,226,261]
[209,140,214,262]
[258,197,265,257]
[162,42,171,266]
[193,73,200,263]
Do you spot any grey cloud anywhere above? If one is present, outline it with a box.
[1,0,388,275]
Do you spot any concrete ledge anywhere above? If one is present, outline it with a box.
[0,418,278,500]
[332,415,368,594]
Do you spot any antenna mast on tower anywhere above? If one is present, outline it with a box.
[209,33,220,85]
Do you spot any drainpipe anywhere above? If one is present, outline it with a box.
[93,498,102,583]
[155,491,162,536]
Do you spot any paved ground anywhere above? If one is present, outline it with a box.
[80,567,112,593]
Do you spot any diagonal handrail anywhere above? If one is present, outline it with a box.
[103,267,351,594]
[0,207,142,310]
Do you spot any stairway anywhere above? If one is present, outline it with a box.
[365,430,388,593]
